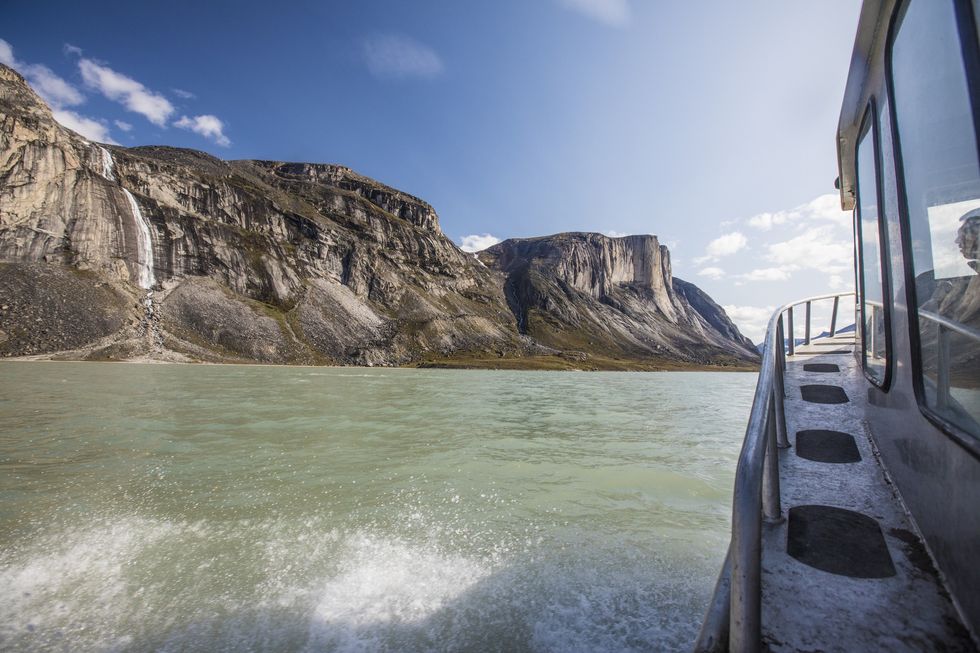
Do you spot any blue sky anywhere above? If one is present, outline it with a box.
[2,0,862,341]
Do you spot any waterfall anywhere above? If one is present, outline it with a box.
[93,144,162,350]
[122,189,156,290]
[97,146,116,181]
[93,145,155,290]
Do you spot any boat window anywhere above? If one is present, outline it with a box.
[890,0,980,439]
[855,107,890,386]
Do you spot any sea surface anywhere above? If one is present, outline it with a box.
[0,362,755,652]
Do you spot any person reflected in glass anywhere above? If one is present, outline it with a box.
[933,210,980,326]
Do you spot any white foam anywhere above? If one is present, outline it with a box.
[0,517,177,652]
[0,514,709,652]
[303,533,490,651]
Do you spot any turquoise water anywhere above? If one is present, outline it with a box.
[0,362,754,652]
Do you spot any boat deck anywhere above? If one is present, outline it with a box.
[761,333,975,651]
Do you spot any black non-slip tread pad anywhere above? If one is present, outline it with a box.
[787,505,896,578]
[796,429,861,463]
[803,363,840,373]
[801,384,849,404]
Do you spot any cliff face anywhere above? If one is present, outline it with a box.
[0,63,520,365]
[0,63,758,369]
[480,233,759,365]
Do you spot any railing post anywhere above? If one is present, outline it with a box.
[763,396,782,522]
[779,314,787,370]
[787,307,795,356]
[869,304,876,358]
[829,296,840,337]
[730,492,762,653]
[774,317,789,448]
[855,296,860,341]
[937,323,950,410]
[804,301,812,345]
[693,546,732,652]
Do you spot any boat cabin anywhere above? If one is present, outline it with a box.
[696,1,980,650]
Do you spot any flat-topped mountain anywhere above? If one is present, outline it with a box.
[481,234,757,365]
[0,63,758,370]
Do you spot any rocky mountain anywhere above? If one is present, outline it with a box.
[480,234,758,365]
[0,63,758,370]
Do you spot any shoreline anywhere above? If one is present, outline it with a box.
[0,354,759,373]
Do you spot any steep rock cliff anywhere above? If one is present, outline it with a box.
[0,63,757,369]
[480,233,759,365]
[0,63,520,365]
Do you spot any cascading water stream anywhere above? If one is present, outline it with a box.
[95,145,161,350]
[120,188,156,291]
[98,146,115,182]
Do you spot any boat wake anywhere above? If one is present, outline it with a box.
[0,512,710,652]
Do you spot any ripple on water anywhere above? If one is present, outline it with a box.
[0,515,717,652]
[0,362,753,651]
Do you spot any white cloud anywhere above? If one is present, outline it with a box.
[747,212,782,231]
[697,266,725,280]
[363,34,444,80]
[79,58,175,126]
[717,194,854,293]
[52,109,116,143]
[0,39,13,66]
[1,38,114,143]
[603,230,628,238]
[174,114,231,146]
[172,88,195,99]
[4,40,230,147]
[0,38,84,108]
[708,232,747,257]
[723,304,776,344]
[739,267,792,282]
[23,63,84,107]
[696,194,855,313]
[765,225,852,273]
[459,233,501,253]
[746,193,847,231]
[696,231,747,263]
[557,0,631,27]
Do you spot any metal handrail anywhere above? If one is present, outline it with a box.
[694,291,856,653]
[915,308,978,411]
[918,308,980,341]
[863,300,979,410]
[861,301,980,342]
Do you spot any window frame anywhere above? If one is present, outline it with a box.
[854,100,894,391]
[884,0,980,458]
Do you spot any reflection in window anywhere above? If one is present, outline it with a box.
[856,112,888,385]
[892,0,980,437]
